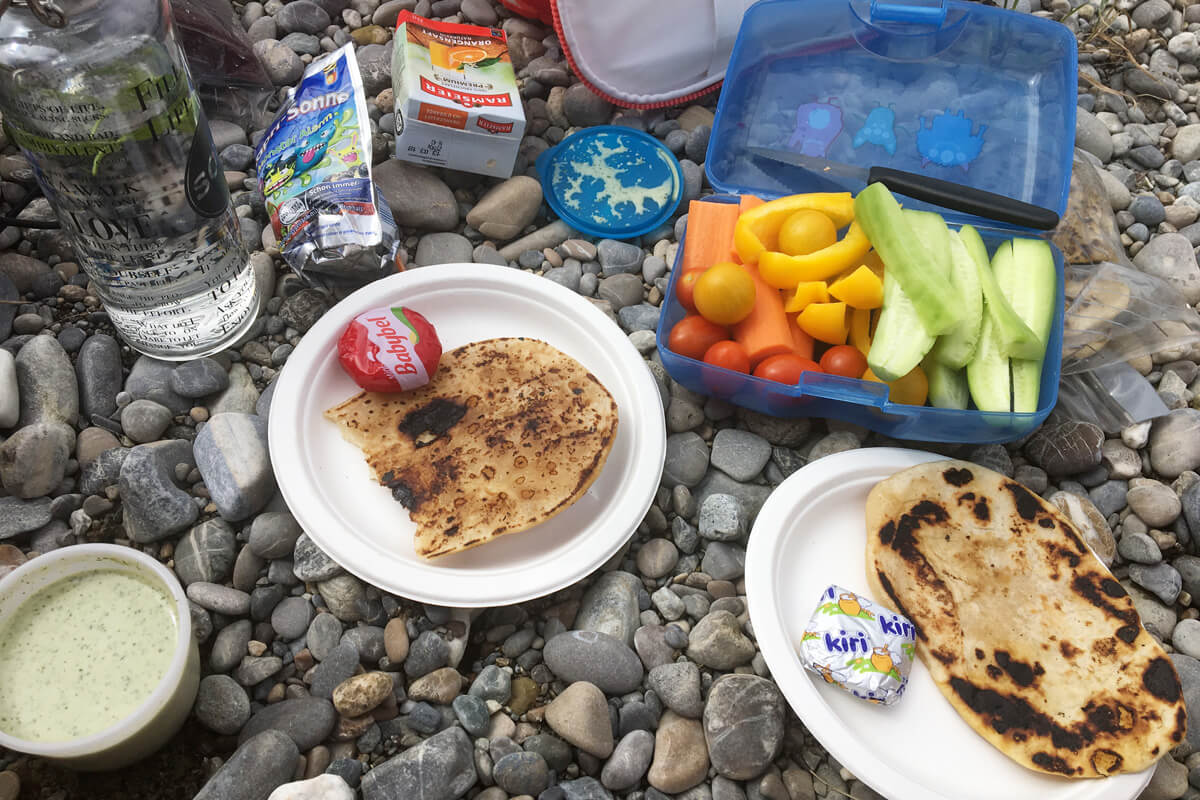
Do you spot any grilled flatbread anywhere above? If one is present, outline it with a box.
[865,460,1185,778]
[325,337,618,558]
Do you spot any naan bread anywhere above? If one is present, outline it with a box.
[865,460,1185,778]
[325,338,618,558]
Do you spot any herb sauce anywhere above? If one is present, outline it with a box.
[0,569,177,741]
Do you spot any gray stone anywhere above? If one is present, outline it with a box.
[1024,420,1104,476]
[187,582,251,616]
[1125,582,1178,641]
[544,263,582,292]
[1142,757,1188,800]
[174,519,237,586]
[1174,618,1200,659]
[1176,554,1200,600]
[361,727,476,800]
[238,697,337,752]
[597,239,643,276]
[601,729,654,791]
[559,777,614,800]
[195,413,275,521]
[405,630,450,678]
[687,610,754,670]
[233,654,283,686]
[126,355,191,414]
[193,730,298,800]
[16,335,77,428]
[356,43,392,95]
[465,176,542,241]
[294,533,344,582]
[195,674,251,735]
[522,734,572,772]
[279,31,321,56]
[271,596,314,640]
[0,422,71,498]
[543,630,644,694]
[493,752,550,796]
[119,440,198,543]
[121,399,172,443]
[636,538,679,579]
[563,83,611,128]
[76,334,122,422]
[1130,194,1166,226]
[1128,481,1182,527]
[0,273,15,343]
[318,574,365,623]
[710,429,771,482]
[575,571,642,646]
[597,274,644,310]
[209,363,260,416]
[663,433,709,489]
[341,625,386,664]
[703,675,785,781]
[617,303,660,333]
[698,494,746,542]
[0,349,16,429]
[306,612,344,661]
[210,619,253,673]
[0,496,52,540]
[452,693,490,736]
[1134,233,1200,304]
[1175,125,1200,163]
[1119,530,1163,564]
[1172,653,1200,751]
[277,1,331,34]
[252,39,304,86]
[647,661,703,718]
[1132,0,1171,28]
[375,158,458,231]
[468,664,511,703]
[701,542,746,581]
[277,289,330,334]
[249,512,304,559]
[1088,480,1128,518]
[1151,410,1200,478]
[415,232,474,267]
[171,358,230,398]
[1075,109,1113,161]
[311,642,360,698]
[693,470,773,523]
[1129,562,1182,605]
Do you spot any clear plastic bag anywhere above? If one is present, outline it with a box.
[1061,261,1200,375]
[1057,363,1169,434]
[170,0,275,129]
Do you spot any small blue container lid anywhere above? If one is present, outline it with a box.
[707,0,1078,233]
[536,126,683,240]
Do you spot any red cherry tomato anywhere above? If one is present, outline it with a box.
[702,340,750,373]
[819,344,869,378]
[752,353,822,384]
[668,315,729,361]
[676,270,702,313]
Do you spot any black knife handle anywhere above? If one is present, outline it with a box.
[867,166,1060,231]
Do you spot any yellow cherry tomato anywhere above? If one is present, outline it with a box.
[778,209,837,256]
[863,366,929,406]
[693,262,756,326]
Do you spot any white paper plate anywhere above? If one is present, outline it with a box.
[268,263,666,607]
[744,448,1153,800]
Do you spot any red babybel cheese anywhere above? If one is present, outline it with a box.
[338,306,442,392]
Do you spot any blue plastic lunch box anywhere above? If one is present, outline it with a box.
[655,0,1078,444]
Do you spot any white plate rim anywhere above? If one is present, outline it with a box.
[267,263,667,607]
[744,447,1154,800]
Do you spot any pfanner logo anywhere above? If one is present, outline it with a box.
[285,91,351,122]
[477,117,514,134]
[420,76,512,109]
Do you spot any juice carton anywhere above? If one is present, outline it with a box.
[391,11,525,178]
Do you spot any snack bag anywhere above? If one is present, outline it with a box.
[391,11,525,178]
[255,44,399,290]
[798,585,916,705]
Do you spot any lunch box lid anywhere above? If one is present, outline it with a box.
[706,0,1078,232]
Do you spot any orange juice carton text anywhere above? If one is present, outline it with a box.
[390,11,525,178]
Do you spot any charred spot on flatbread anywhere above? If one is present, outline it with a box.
[866,460,1186,779]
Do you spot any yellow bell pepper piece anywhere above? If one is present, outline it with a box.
[783,281,830,313]
[756,221,873,289]
[829,265,883,309]
[797,301,848,345]
[864,366,929,406]
[862,250,885,278]
[849,307,872,355]
[733,192,855,264]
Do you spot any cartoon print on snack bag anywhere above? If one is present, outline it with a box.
[852,105,897,155]
[917,109,986,171]
[816,590,875,620]
[293,117,339,178]
[849,645,903,683]
[788,99,843,157]
[901,641,916,661]
[813,664,849,690]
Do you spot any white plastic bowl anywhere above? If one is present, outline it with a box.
[0,544,200,770]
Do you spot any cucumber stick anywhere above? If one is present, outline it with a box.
[929,230,984,368]
[868,267,935,382]
[994,238,1057,413]
[854,183,963,335]
[923,354,969,410]
[965,305,1011,412]
[961,226,1042,360]
[903,210,952,281]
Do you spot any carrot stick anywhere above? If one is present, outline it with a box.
[788,312,815,360]
[733,264,795,367]
[681,200,742,273]
[739,194,765,214]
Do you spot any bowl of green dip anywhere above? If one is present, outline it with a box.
[0,544,200,770]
